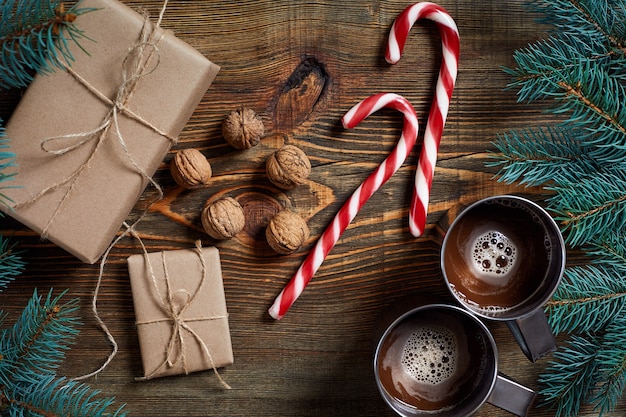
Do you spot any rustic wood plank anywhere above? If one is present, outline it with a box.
[0,1,622,416]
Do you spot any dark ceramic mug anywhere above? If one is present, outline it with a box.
[440,195,566,362]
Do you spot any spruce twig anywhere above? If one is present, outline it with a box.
[592,315,626,416]
[0,235,25,291]
[489,0,626,414]
[539,335,602,417]
[487,126,600,187]
[546,265,626,335]
[0,135,16,209]
[0,0,95,89]
[0,2,126,415]
[547,167,626,247]
[0,290,127,416]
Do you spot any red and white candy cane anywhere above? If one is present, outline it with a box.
[268,93,419,320]
[387,2,460,237]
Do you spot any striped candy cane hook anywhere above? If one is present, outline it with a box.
[387,2,460,237]
[268,93,419,320]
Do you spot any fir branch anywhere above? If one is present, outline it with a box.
[545,265,626,334]
[554,64,626,162]
[0,289,128,415]
[547,166,626,247]
[495,1,626,414]
[0,1,96,89]
[539,334,603,417]
[591,314,626,416]
[529,0,626,58]
[0,135,17,209]
[505,34,625,103]
[3,374,127,417]
[0,235,25,292]
[487,126,601,187]
[0,289,80,386]
[586,229,626,270]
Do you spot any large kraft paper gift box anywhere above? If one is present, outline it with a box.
[127,245,233,380]
[1,0,220,263]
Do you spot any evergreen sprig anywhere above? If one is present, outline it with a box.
[539,334,603,417]
[0,289,127,417]
[546,265,626,335]
[0,235,25,291]
[488,126,601,187]
[592,316,626,416]
[0,2,125,415]
[546,166,626,247]
[0,0,95,89]
[0,135,16,209]
[489,0,626,415]
[5,375,127,417]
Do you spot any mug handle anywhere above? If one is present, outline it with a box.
[506,309,557,362]
[487,374,536,416]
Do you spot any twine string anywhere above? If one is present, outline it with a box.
[134,240,231,389]
[13,5,176,238]
[67,0,174,382]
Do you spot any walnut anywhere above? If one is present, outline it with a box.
[222,107,265,149]
[266,145,311,190]
[170,148,212,189]
[201,197,245,240]
[265,210,310,255]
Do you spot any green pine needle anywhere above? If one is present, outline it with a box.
[5,375,127,417]
[539,334,603,417]
[591,315,626,416]
[491,0,626,414]
[0,235,25,292]
[547,167,626,247]
[0,0,96,89]
[0,135,17,210]
[0,289,80,385]
[586,230,626,270]
[546,265,626,335]
[0,289,127,416]
[487,126,600,187]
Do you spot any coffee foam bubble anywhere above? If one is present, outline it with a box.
[378,312,476,408]
[401,326,457,385]
[471,231,517,277]
[487,198,554,261]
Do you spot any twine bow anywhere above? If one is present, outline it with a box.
[65,1,227,385]
[14,2,176,239]
[135,240,231,389]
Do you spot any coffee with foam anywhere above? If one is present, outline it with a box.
[443,198,553,317]
[376,309,489,411]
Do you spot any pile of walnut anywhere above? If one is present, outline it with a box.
[169,107,311,255]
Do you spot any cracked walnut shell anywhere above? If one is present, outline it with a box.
[170,148,212,189]
[266,145,311,190]
[266,210,310,255]
[222,107,265,149]
[201,197,245,240]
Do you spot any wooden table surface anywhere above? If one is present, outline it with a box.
[1,1,623,416]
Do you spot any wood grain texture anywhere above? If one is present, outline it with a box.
[0,1,622,416]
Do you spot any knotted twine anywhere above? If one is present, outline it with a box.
[14,1,176,236]
[134,239,231,388]
[14,0,226,386]
[53,0,175,382]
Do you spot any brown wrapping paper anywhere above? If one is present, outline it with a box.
[1,0,220,263]
[128,245,233,380]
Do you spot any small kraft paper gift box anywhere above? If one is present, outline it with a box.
[128,244,234,382]
[1,0,220,263]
